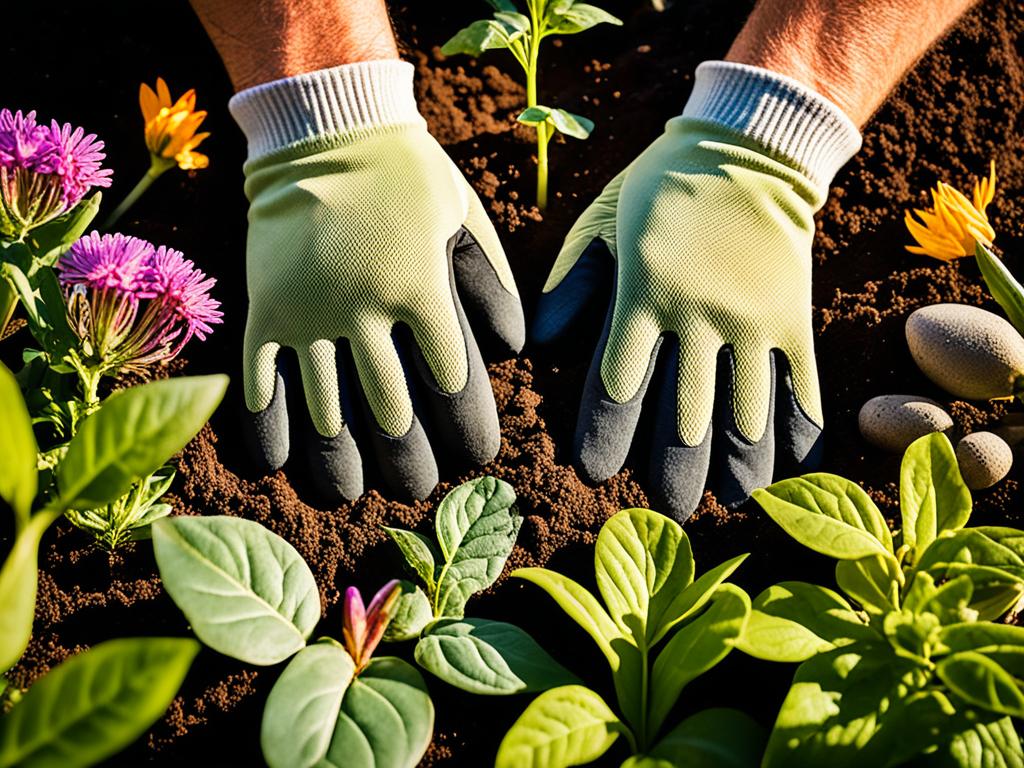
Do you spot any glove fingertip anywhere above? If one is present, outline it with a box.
[244,366,289,472]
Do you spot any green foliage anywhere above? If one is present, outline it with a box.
[747,432,1024,767]
[385,478,573,696]
[976,241,1024,337]
[0,637,197,768]
[500,508,762,767]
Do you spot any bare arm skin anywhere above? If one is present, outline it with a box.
[727,0,979,126]
[188,0,398,92]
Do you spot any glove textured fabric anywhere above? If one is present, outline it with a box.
[537,60,861,519]
[230,61,522,501]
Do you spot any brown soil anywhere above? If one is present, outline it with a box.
[5,0,1024,765]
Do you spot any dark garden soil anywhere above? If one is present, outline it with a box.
[4,0,1024,765]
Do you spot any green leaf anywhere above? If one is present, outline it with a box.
[647,585,749,739]
[495,685,621,768]
[917,529,1024,578]
[973,526,1024,562]
[261,640,355,768]
[517,105,554,126]
[0,361,37,528]
[594,508,695,647]
[0,637,198,768]
[622,708,766,768]
[900,432,972,553]
[976,242,1024,336]
[938,651,1024,717]
[649,553,748,646]
[835,554,902,614]
[58,374,228,509]
[941,621,1024,653]
[433,476,519,618]
[27,193,101,266]
[34,267,77,359]
[923,714,1024,768]
[515,106,594,139]
[414,617,578,695]
[928,563,1024,621]
[441,19,516,57]
[320,657,433,768]
[736,581,876,662]
[754,474,895,560]
[152,515,321,665]
[382,582,432,642]
[545,3,623,35]
[513,567,623,666]
[0,511,55,673]
[384,527,438,592]
[494,10,531,33]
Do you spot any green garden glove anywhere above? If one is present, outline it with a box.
[535,61,861,520]
[229,60,524,501]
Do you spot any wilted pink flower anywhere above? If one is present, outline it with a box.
[57,232,221,376]
[342,580,402,672]
[0,109,111,238]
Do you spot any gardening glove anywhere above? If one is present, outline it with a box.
[229,60,524,502]
[534,61,862,521]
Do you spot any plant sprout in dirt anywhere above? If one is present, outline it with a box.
[442,0,621,210]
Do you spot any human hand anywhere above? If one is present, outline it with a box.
[231,61,524,501]
[534,62,861,520]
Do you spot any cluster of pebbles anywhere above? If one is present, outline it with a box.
[859,303,1024,489]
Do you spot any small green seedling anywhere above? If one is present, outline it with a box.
[497,507,762,767]
[442,0,621,210]
[384,477,578,695]
[744,431,1024,767]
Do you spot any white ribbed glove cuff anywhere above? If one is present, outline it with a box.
[228,60,425,161]
[682,60,862,188]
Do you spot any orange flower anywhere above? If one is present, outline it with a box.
[139,78,210,171]
[904,161,996,261]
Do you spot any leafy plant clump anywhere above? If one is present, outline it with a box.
[0,361,220,768]
[442,0,621,210]
[384,476,577,695]
[744,431,1024,767]
[497,507,763,767]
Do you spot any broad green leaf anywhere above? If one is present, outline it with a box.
[593,508,694,647]
[441,19,515,57]
[414,617,578,695]
[923,713,1024,768]
[973,646,1024,680]
[622,708,766,768]
[977,242,1024,336]
[754,474,894,560]
[941,622,1024,653]
[152,515,321,665]
[917,529,1024,578]
[0,511,57,673]
[929,563,1024,621]
[434,476,519,618]
[513,567,624,665]
[647,585,749,740]
[3,261,42,331]
[382,582,432,642]
[545,3,623,35]
[915,573,976,624]
[515,106,593,139]
[974,526,1024,565]
[937,651,1024,717]
[34,267,78,361]
[384,527,438,593]
[28,192,101,266]
[58,374,228,509]
[835,554,901,614]
[0,637,198,768]
[495,685,621,768]
[517,105,554,125]
[321,657,433,768]
[261,641,355,768]
[883,611,940,661]
[0,361,37,528]
[736,581,875,662]
[494,10,531,33]
[649,553,748,646]
[901,433,971,553]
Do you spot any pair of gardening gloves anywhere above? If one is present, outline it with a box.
[228,59,861,521]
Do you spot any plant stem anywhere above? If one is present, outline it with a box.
[103,158,173,230]
[639,644,649,750]
[525,11,549,211]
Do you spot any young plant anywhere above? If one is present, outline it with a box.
[441,0,621,210]
[744,431,1024,767]
[153,515,433,768]
[383,477,577,695]
[0,362,218,768]
[497,508,762,767]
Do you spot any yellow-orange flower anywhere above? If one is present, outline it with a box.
[904,161,996,261]
[139,78,210,171]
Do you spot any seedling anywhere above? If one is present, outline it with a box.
[744,432,1024,767]
[442,0,621,210]
[497,507,762,767]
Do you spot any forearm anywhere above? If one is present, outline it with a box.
[189,0,399,92]
[726,0,978,125]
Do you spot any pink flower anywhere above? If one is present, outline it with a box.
[342,580,402,672]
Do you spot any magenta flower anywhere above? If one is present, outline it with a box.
[0,109,112,239]
[342,580,402,672]
[57,232,221,380]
